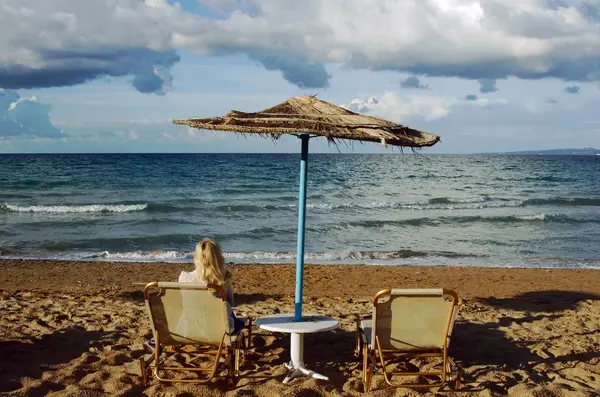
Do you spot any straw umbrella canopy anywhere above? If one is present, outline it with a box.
[174,95,440,149]
[173,95,440,321]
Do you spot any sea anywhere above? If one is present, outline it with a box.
[1,153,599,269]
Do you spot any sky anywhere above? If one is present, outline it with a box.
[1,0,599,154]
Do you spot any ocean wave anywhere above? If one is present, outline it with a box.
[205,197,525,212]
[493,176,575,183]
[428,196,490,204]
[89,250,192,261]
[163,195,600,215]
[82,249,432,263]
[9,179,73,188]
[0,193,33,199]
[0,203,148,213]
[2,250,599,269]
[343,213,586,228]
[225,249,430,261]
[523,198,600,207]
[514,214,547,221]
[303,199,524,211]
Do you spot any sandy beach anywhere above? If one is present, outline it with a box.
[1,259,599,396]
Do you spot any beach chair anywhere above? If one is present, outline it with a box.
[139,282,252,387]
[356,288,462,392]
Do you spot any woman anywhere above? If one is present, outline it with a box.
[178,237,244,332]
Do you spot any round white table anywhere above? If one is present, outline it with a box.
[256,313,339,384]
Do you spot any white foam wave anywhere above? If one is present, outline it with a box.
[84,249,421,263]
[2,203,148,213]
[225,249,420,262]
[90,250,191,260]
[446,197,488,203]
[515,213,547,221]
[300,200,523,211]
[4,250,600,270]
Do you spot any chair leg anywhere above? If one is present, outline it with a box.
[139,358,148,387]
[455,366,463,390]
[227,346,236,387]
[355,317,361,357]
[362,345,374,392]
[247,317,253,348]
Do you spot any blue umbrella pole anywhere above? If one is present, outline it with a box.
[294,133,310,322]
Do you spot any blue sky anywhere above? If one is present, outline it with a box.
[1,0,599,154]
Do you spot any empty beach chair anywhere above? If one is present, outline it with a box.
[139,282,251,387]
[356,288,462,392]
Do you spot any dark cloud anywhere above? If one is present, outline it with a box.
[348,52,600,87]
[0,48,180,95]
[565,85,581,94]
[0,90,63,138]
[464,94,478,101]
[545,98,558,104]
[478,79,498,93]
[400,76,429,89]
[250,54,330,89]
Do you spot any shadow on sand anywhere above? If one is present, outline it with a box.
[0,326,122,396]
[482,290,600,312]
[238,327,358,390]
[449,291,600,392]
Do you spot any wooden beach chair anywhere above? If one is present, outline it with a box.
[356,288,462,392]
[139,282,252,387]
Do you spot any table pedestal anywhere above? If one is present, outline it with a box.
[283,333,329,384]
[255,314,338,384]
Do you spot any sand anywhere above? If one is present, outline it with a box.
[1,259,599,396]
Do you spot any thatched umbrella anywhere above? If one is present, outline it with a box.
[174,95,439,383]
[173,96,440,321]
[174,95,440,149]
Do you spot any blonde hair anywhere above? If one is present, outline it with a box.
[194,238,231,285]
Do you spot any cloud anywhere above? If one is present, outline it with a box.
[114,130,140,141]
[170,0,600,85]
[342,91,508,122]
[344,93,455,121]
[400,76,429,89]
[249,54,330,88]
[565,85,581,94]
[478,79,498,93]
[0,89,63,138]
[4,1,600,92]
[0,0,180,94]
[159,127,228,142]
[464,94,478,101]
[345,96,379,113]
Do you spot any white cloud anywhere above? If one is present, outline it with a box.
[342,91,508,122]
[2,1,600,92]
[156,126,230,145]
[0,90,63,138]
[114,130,140,141]
[0,0,180,94]
[168,0,600,86]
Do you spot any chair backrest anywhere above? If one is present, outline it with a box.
[372,288,459,352]
[144,282,231,346]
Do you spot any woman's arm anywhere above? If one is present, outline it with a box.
[225,281,234,306]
